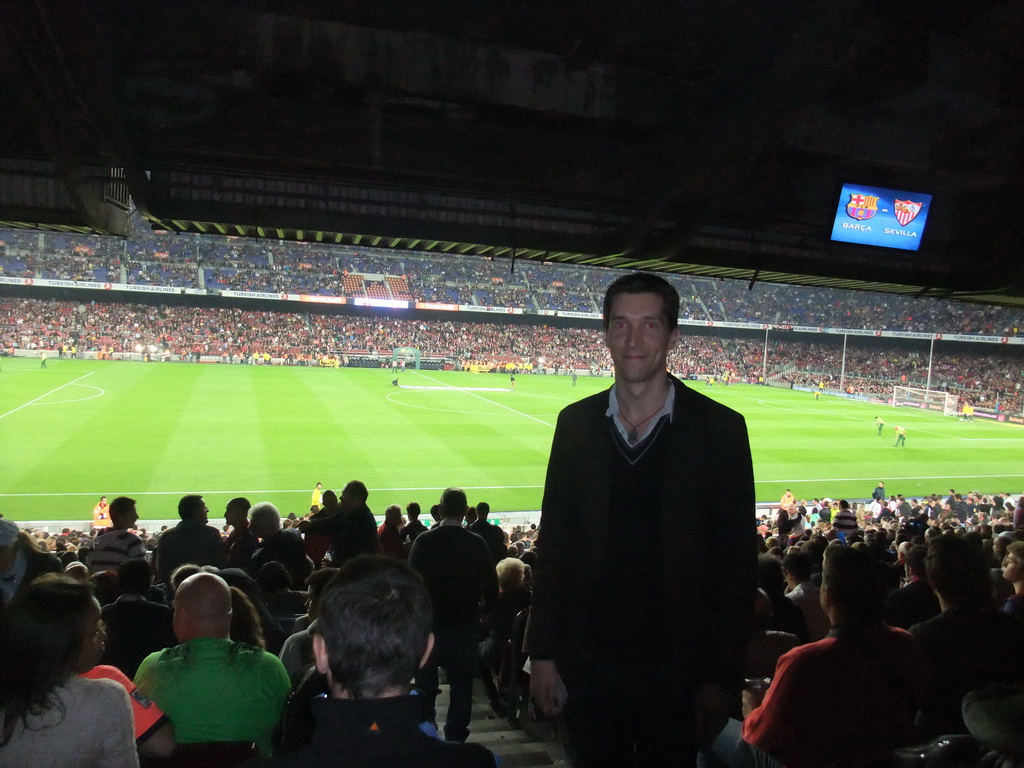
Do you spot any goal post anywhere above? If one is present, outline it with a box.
[892,385,959,417]
[391,347,421,370]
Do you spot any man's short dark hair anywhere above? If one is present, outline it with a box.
[108,496,136,526]
[255,561,292,594]
[782,550,812,582]
[405,502,420,519]
[925,534,991,609]
[227,497,250,513]
[321,489,338,506]
[756,554,787,599]
[822,545,886,622]
[602,272,679,331]
[439,487,468,519]
[476,501,490,517]
[306,567,339,602]
[117,558,153,595]
[342,481,369,503]
[316,556,432,699]
[178,495,204,520]
[905,545,928,576]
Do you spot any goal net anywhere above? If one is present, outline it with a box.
[892,386,959,417]
[390,347,421,370]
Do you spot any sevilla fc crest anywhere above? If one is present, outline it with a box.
[893,200,923,227]
[846,193,879,221]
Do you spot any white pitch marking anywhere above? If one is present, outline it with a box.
[0,371,97,421]
[408,371,557,428]
[3,472,1022,499]
[386,389,567,417]
[35,384,106,406]
[750,397,996,441]
[0,484,548,498]
[752,473,1024,485]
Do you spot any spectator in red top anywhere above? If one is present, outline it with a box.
[378,505,405,560]
[706,546,928,768]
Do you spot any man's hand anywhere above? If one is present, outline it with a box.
[741,688,766,718]
[694,682,730,748]
[529,659,567,716]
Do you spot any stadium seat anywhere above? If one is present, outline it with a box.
[892,734,987,768]
[140,740,259,768]
[505,606,531,727]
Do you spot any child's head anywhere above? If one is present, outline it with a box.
[313,555,433,699]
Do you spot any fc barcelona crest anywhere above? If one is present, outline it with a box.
[846,193,879,221]
[893,199,923,227]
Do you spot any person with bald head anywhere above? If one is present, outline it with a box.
[134,572,290,756]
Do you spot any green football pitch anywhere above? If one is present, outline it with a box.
[2,357,1022,523]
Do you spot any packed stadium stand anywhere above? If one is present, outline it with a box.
[4,226,1024,336]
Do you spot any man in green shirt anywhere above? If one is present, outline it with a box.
[135,572,290,756]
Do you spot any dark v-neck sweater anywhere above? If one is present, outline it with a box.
[584,415,671,664]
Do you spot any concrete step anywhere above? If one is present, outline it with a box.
[431,676,565,767]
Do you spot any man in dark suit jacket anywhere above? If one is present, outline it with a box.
[154,495,227,585]
[304,481,379,567]
[409,487,498,743]
[468,501,506,564]
[527,273,756,768]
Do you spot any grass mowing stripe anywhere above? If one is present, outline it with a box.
[3,358,1023,521]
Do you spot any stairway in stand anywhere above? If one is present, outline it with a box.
[435,678,566,767]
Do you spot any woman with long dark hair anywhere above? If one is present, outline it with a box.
[0,574,138,767]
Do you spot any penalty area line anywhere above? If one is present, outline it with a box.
[0,371,97,421]
[408,371,555,428]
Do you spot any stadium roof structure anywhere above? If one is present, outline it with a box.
[0,1,1022,305]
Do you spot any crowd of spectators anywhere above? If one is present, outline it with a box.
[708,281,1023,336]
[0,488,541,765]
[2,481,1023,765]
[3,225,1024,334]
[3,295,1021,411]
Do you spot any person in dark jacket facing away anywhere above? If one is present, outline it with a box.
[0,519,61,610]
[241,555,495,768]
[409,487,499,744]
[468,501,507,564]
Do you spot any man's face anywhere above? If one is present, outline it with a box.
[1002,552,1023,583]
[340,486,361,512]
[196,499,209,524]
[604,292,678,386]
[73,599,106,674]
[224,503,244,528]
